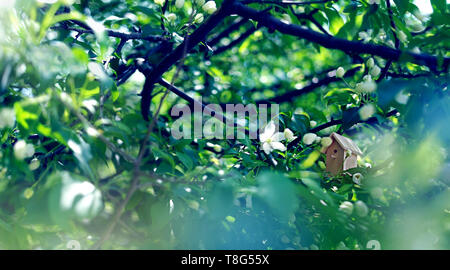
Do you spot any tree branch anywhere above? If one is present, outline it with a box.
[140,0,236,120]
[232,3,449,71]
[52,25,165,42]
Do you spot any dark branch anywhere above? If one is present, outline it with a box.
[52,26,165,42]
[232,3,449,71]
[140,0,236,120]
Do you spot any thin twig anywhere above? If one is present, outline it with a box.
[91,8,199,250]
[52,25,165,42]
[377,0,399,82]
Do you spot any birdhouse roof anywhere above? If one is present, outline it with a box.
[327,132,363,156]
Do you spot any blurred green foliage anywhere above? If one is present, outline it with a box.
[0,0,449,250]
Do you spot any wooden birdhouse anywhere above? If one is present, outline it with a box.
[321,132,363,176]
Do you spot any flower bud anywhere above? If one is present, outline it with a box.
[318,161,326,170]
[397,31,408,43]
[369,65,381,77]
[0,108,16,129]
[281,14,292,24]
[195,0,205,5]
[336,67,345,78]
[29,158,40,171]
[411,47,420,54]
[354,200,369,217]
[175,0,184,9]
[166,13,177,22]
[213,144,222,153]
[203,1,217,14]
[366,58,374,68]
[154,0,165,7]
[358,31,369,41]
[387,40,395,48]
[339,201,353,215]
[194,13,204,24]
[363,74,372,81]
[302,133,317,145]
[309,120,317,128]
[321,137,332,148]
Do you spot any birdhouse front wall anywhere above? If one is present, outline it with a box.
[325,140,344,176]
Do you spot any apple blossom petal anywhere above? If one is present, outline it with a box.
[270,141,286,152]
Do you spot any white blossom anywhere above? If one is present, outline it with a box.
[14,140,35,160]
[302,133,317,145]
[355,80,377,93]
[284,128,297,142]
[309,120,317,128]
[259,121,286,154]
[203,1,217,14]
[359,104,375,120]
[0,108,16,129]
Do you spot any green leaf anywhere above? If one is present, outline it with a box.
[290,114,310,136]
[393,0,409,15]
[176,152,194,170]
[256,172,298,221]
